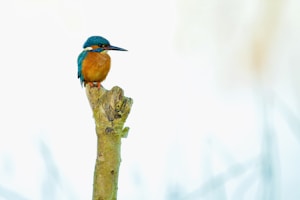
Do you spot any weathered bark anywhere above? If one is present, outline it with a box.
[85,85,133,200]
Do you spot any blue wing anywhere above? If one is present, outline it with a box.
[77,51,88,86]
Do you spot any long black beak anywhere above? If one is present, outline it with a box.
[106,45,127,51]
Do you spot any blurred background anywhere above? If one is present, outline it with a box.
[0,0,299,199]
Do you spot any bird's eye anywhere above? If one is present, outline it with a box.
[99,44,106,48]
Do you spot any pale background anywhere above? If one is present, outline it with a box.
[0,0,299,199]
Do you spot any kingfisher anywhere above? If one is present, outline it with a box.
[77,36,127,88]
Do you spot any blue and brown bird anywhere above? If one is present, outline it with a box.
[77,36,127,88]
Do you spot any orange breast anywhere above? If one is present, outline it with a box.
[82,52,111,83]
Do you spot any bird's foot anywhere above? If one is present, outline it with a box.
[87,82,102,89]
[97,82,101,89]
[88,82,94,87]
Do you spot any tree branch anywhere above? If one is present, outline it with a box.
[85,85,133,200]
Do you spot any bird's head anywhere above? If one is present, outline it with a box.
[83,36,127,53]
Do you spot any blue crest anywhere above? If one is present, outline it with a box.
[83,36,110,48]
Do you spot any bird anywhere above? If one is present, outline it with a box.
[77,36,127,88]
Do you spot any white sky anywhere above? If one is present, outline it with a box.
[0,0,300,199]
